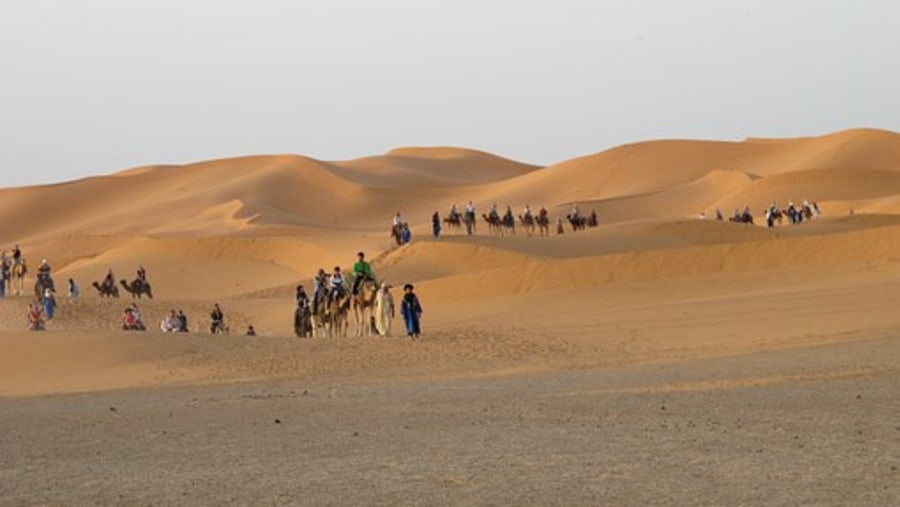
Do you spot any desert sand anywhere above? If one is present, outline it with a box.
[1,129,900,505]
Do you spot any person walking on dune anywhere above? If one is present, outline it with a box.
[401,283,423,339]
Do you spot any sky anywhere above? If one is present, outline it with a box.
[1,0,898,188]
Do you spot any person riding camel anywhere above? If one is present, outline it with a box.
[330,266,346,301]
[12,244,21,265]
[465,201,476,222]
[523,204,533,220]
[103,269,115,290]
[38,259,51,278]
[392,212,402,228]
[489,203,499,221]
[352,252,375,295]
[539,206,548,220]
[504,205,514,224]
[450,203,459,221]
[313,268,328,314]
[137,265,147,283]
[571,203,581,220]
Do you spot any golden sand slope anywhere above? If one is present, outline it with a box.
[2,128,900,397]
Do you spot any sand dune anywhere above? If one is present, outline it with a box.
[4,128,900,503]
[2,127,900,399]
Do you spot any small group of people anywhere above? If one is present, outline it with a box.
[122,303,146,331]
[160,309,189,332]
[303,250,423,338]
[704,200,820,227]
[391,212,412,245]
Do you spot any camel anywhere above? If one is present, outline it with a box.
[311,290,350,337]
[482,213,502,235]
[567,214,588,232]
[120,278,153,299]
[351,278,379,337]
[536,214,550,236]
[442,213,462,232]
[92,280,120,298]
[390,223,405,246]
[518,214,536,236]
[463,212,476,235]
[10,259,26,296]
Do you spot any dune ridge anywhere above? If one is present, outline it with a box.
[2,127,900,401]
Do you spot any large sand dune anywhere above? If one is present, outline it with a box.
[2,129,900,504]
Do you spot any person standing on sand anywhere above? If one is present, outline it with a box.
[374,282,394,337]
[400,283,422,339]
[67,278,79,298]
[42,289,57,321]
[401,223,412,244]
[432,211,441,239]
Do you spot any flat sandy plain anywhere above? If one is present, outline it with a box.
[2,129,900,505]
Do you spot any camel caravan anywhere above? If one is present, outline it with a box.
[430,202,597,239]
[295,252,401,339]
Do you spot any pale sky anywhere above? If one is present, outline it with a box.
[1,0,898,188]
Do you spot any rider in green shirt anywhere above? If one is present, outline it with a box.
[352,251,375,295]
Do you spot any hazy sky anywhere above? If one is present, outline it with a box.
[1,0,898,187]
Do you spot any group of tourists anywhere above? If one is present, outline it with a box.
[428,202,598,238]
[299,251,423,338]
[705,200,821,227]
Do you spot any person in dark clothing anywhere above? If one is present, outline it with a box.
[400,283,423,339]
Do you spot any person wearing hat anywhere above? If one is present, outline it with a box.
[400,283,423,339]
[351,252,375,296]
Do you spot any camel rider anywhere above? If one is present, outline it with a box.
[103,269,115,290]
[539,206,548,220]
[489,203,499,221]
[137,265,146,283]
[12,245,21,265]
[313,268,328,313]
[504,205,513,223]
[352,251,375,295]
[571,203,580,220]
[38,259,52,283]
[523,204,533,220]
[465,201,475,222]
[330,266,346,300]
[392,212,402,228]
[450,203,459,220]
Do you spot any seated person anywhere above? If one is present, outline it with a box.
[330,266,346,299]
[351,252,375,295]
[28,304,44,331]
[245,325,257,336]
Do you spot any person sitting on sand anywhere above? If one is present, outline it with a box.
[161,309,181,332]
[123,307,139,331]
[245,325,257,336]
[28,303,44,331]
[177,310,189,332]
